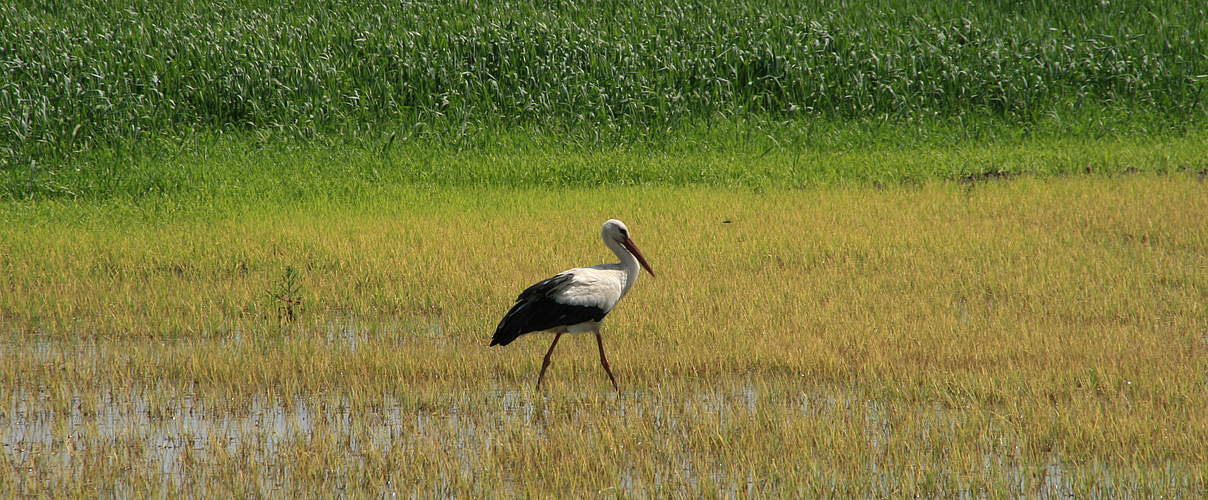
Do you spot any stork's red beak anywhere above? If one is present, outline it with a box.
[622,237,655,277]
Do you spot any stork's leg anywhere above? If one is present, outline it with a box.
[536,333,563,390]
[595,333,619,391]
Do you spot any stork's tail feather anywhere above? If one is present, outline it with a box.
[488,335,516,347]
[490,302,531,346]
[488,331,520,346]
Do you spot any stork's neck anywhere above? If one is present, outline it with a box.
[605,237,640,297]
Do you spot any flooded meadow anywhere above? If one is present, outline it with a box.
[2,179,1205,496]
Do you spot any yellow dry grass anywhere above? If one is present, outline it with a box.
[1,175,1205,496]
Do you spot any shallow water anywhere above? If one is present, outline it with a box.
[1,385,1095,497]
[0,332,1197,497]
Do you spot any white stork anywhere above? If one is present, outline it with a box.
[490,219,655,390]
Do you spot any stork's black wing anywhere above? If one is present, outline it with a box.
[489,273,608,346]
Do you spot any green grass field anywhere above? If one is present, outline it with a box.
[2,0,1206,197]
[1,0,1206,496]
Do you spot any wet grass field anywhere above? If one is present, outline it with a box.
[2,176,1204,496]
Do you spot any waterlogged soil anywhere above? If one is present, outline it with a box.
[5,384,1082,497]
[3,334,1195,497]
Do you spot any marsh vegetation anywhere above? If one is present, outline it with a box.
[3,178,1205,496]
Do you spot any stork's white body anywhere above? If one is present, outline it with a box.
[539,262,640,333]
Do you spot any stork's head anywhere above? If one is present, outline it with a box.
[602,219,655,277]
[601,219,631,241]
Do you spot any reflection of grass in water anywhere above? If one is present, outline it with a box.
[5,382,1196,497]
[1,176,1205,495]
